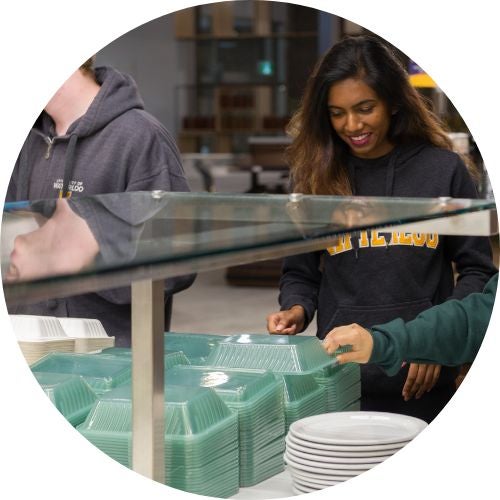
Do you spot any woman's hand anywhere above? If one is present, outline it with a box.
[266,305,305,335]
[402,363,441,401]
[322,323,374,363]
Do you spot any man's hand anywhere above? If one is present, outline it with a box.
[7,199,99,282]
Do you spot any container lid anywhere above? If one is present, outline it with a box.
[10,314,66,340]
[83,383,235,437]
[34,372,97,425]
[166,365,278,403]
[206,334,336,374]
[164,332,225,361]
[57,317,109,338]
[31,352,132,393]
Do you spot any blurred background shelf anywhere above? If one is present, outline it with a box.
[174,2,319,154]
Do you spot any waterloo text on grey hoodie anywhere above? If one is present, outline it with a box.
[7,66,195,345]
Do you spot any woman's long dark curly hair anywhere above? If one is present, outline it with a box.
[286,35,467,195]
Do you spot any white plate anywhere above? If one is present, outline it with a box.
[287,466,352,483]
[285,451,375,471]
[293,479,324,490]
[289,411,427,446]
[286,445,392,464]
[285,454,371,476]
[293,484,317,495]
[286,435,403,457]
[293,476,341,488]
[287,432,409,452]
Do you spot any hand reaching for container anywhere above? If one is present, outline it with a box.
[323,324,442,401]
[266,305,305,335]
[322,323,374,363]
[6,199,99,282]
[402,363,441,401]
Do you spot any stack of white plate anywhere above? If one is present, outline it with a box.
[57,317,115,353]
[285,411,427,495]
[11,315,75,365]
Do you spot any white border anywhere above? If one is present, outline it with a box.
[0,2,498,500]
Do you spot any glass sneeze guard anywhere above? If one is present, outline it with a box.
[2,190,497,484]
[2,191,497,304]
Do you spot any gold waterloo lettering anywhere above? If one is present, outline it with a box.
[326,231,439,256]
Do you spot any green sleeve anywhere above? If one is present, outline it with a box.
[369,274,498,375]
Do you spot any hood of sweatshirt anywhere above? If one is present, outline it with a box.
[347,142,428,197]
[27,67,145,198]
[35,66,145,139]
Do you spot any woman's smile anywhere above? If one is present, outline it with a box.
[347,132,372,147]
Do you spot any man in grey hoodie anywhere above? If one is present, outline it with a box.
[6,58,195,346]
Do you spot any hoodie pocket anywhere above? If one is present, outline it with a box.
[325,297,434,333]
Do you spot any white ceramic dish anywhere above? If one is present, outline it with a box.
[289,411,427,446]
[285,454,371,475]
[286,464,354,482]
[293,484,318,495]
[293,476,340,489]
[285,451,374,471]
[286,445,391,464]
[286,435,403,457]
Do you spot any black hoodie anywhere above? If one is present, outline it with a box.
[6,66,195,346]
[279,143,497,421]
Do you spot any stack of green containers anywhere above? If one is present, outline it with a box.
[31,352,132,395]
[164,332,225,365]
[280,374,326,432]
[166,365,286,486]
[315,363,361,412]
[77,385,132,467]
[78,384,239,498]
[34,372,98,426]
[205,334,361,428]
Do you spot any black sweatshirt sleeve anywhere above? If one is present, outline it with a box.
[278,251,322,331]
[443,157,497,300]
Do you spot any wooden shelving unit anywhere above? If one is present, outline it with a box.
[174,1,319,153]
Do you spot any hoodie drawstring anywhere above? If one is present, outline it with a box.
[60,133,78,198]
[384,149,398,198]
[346,148,399,258]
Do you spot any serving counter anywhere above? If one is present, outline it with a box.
[2,191,497,488]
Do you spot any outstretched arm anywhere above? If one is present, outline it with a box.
[323,273,497,374]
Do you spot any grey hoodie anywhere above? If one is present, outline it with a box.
[8,66,189,200]
[6,66,195,345]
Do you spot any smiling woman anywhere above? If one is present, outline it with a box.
[327,78,393,159]
[266,34,497,423]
